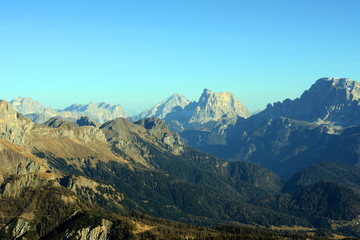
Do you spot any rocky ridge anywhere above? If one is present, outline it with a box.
[64,102,129,123]
[192,89,251,123]
[10,97,58,123]
[180,78,360,179]
[259,77,360,126]
[164,89,251,132]
[137,93,191,119]
[10,97,129,124]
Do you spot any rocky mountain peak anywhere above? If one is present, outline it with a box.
[137,93,191,120]
[306,77,360,102]
[198,89,237,106]
[10,96,57,117]
[190,89,251,123]
[0,100,34,145]
[63,102,129,123]
[260,77,360,126]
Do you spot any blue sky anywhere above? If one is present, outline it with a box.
[1,0,359,114]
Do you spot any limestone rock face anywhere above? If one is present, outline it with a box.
[189,89,251,124]
[0,140,49,178]
[164,89,250,132]
[100,117,184,167]
[64,102,129,123]
[0,100,34,145]
[260,78,360,126]
[10,97,129,124]
[71,219,112,240]
[137,93,191,119]
[10,97,58,120]
[12,218,30,239]
[1,173,56,198]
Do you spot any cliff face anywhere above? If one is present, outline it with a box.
[259,78,360,126]
[63,102,129,123]
[10,97,58,120]
[189,89,251,124]
[137,93,191,119]
[0,100,35,146]
[100,117,184,167]
[164,89,251,132]
[10,97,129,124]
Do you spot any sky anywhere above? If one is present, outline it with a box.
[1,0,360,115]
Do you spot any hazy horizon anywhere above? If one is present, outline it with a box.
[1,1,359,114]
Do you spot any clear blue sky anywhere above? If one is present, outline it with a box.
[1,0,359,114]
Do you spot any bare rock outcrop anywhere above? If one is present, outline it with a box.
[164,89,251,132]
[64,219,112,240]
[0,100,34,145]
[10,97,129,124]
[259,77,360,126]
[137,93,191,119]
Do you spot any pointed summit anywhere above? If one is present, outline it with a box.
[0,100,34,145]
[137,93,191,120]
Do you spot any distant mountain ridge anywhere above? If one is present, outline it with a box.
[11,89,250,132]
[10,97,128,124]
[179,77,360,179]
[62,101,129,123]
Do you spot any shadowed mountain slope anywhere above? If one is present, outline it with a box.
[258,77,360,126]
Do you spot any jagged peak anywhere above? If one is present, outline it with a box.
[10,96,41,105]
[0,99,14,109]
[317,77,353,83]
[313,77,357,89]
[0,99,25,119]
[305,77,359,98]
[137,93,191,120]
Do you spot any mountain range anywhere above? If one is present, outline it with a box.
[136,93,191,120]
[2,77,360,239]
[259,77,360,126]
[10,97,129,124]
[180,78,360,178]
